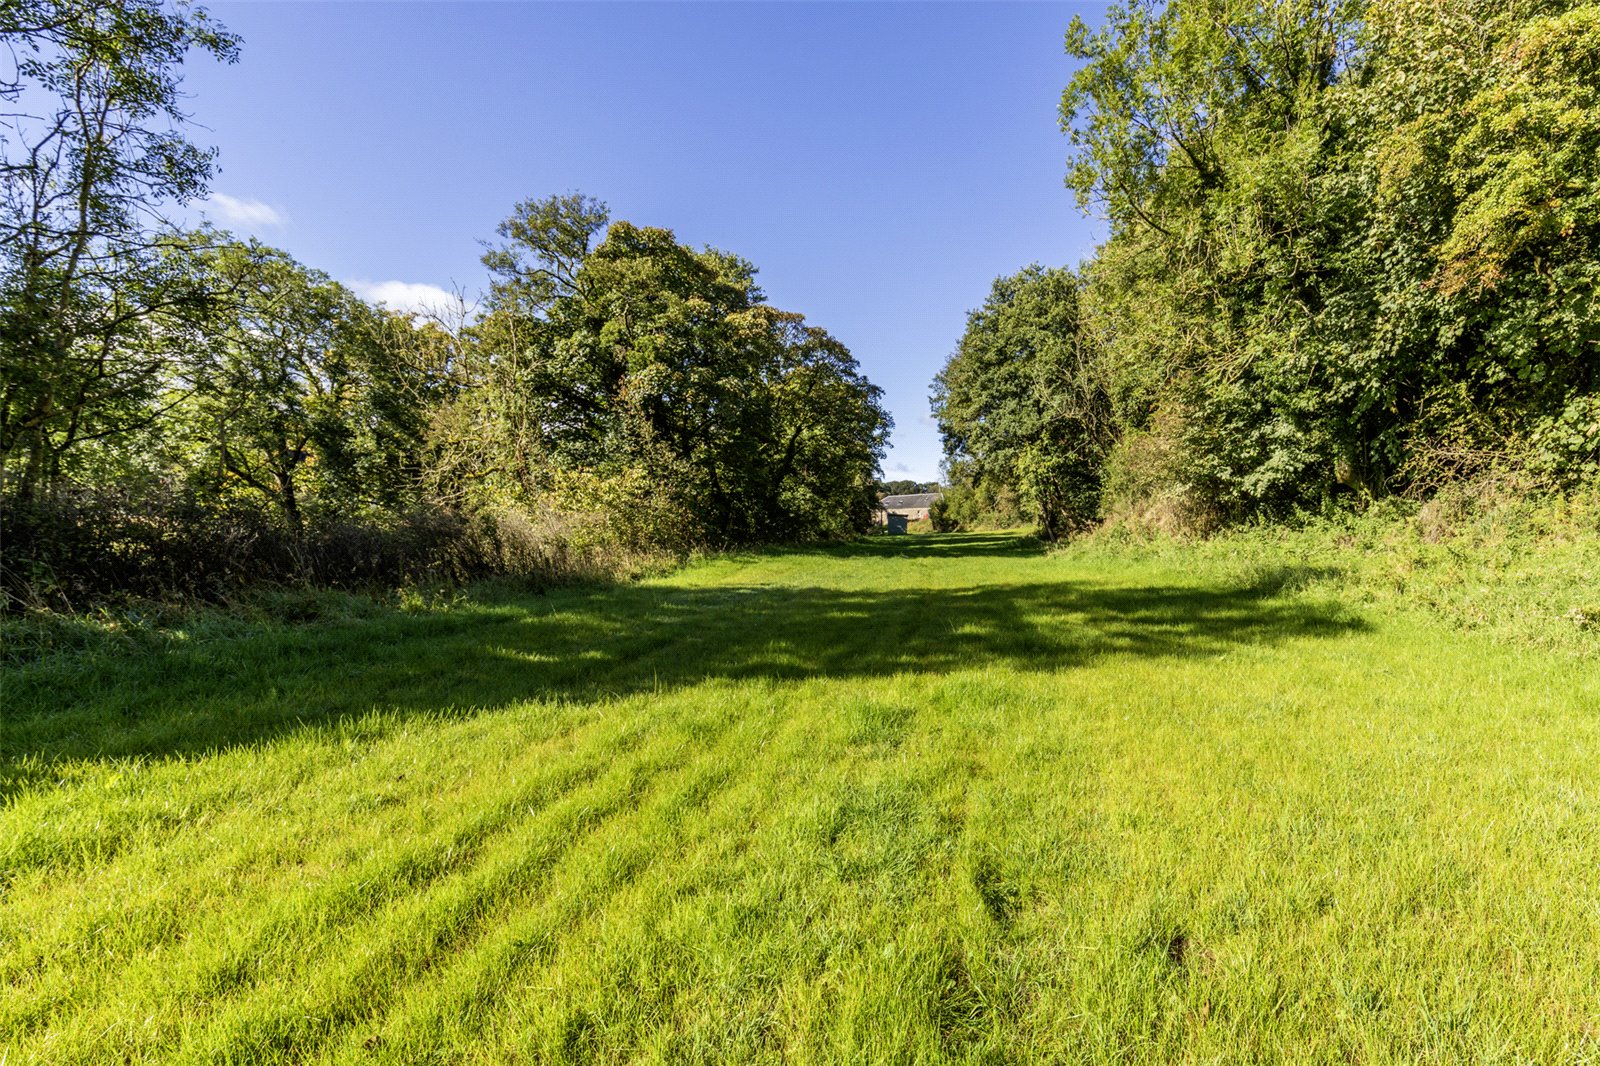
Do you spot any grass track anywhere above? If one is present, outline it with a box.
[4,532,1600,1063]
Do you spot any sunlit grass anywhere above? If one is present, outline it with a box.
[4,532,1599,1063]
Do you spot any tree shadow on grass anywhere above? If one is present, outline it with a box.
[788,532,1047,560]
[1,564,1360,797]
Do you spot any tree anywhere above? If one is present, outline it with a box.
[1061,0,1366,517]
[932,266,1111,539]
[1055,0,1600,519]
[0,0,239,499]
[876,479,940,497]
[474,194,890,544]
[1364,0,1600,484]
[187,241,391,532]
[755,306,892,538]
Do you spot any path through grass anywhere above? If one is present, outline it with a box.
[4,533,1599,1062]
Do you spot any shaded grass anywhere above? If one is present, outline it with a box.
[3,531,1599,1063]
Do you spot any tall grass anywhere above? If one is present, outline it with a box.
[1,489,674,665]
[1080,487,1600,660]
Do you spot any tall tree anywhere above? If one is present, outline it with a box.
[1057,0,1600,518]
[187,241,388,532]
[933,266,1111,539]
[1062,0,1365,518]
[0,0,239,499]
[474,194,890,544]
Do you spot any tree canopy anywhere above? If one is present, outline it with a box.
[936,0,1599,537]
[471,196,890,545]
[932,266,1111,538]
[0,0,239,501]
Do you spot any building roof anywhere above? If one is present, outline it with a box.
[879,492,943,509]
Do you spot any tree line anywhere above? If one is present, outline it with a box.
[935,0,1600,536]
[1,1,890,606]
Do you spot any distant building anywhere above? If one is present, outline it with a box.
[876,492,943,526]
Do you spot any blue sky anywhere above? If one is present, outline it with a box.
[185,2,1107,482]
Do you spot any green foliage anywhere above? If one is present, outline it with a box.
[0,484,662,616]
[1527,394,1600,485]
[181,242,371,528]
[2,4,890,603]
[926,474,1027,532]
[1050,0,1600,525]
[0,0,239,500]
[5,192,889,605]
[931,266,1111,539]
[476,196,891,547]
[3,14,889,604]
[876,478,940,497]
[1435,5,1600,300]
[1081,485,1600,659]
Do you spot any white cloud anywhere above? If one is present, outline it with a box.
[887,462,913,475]
[348,279,470,319]
[203,193,286,228]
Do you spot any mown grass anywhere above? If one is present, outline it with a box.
[3,531,1599,1063]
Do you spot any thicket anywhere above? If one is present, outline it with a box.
[0,2,890,613]
[934,0,1600,536]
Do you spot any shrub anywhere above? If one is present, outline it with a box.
[0,486,661,613]
[1099,416,1224,537]
[1526,395,1600,489]
[937,483,1025,531]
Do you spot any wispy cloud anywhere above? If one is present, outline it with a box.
[203,193,287,229]
[348,279,469,318]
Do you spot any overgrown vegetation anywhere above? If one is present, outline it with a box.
[932,266,1112,538]
[1,2,889,615]
[933,0,1600,536]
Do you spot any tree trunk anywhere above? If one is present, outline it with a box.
[276,467,303,536]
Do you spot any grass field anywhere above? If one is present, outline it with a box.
[4,531,1600,1063]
